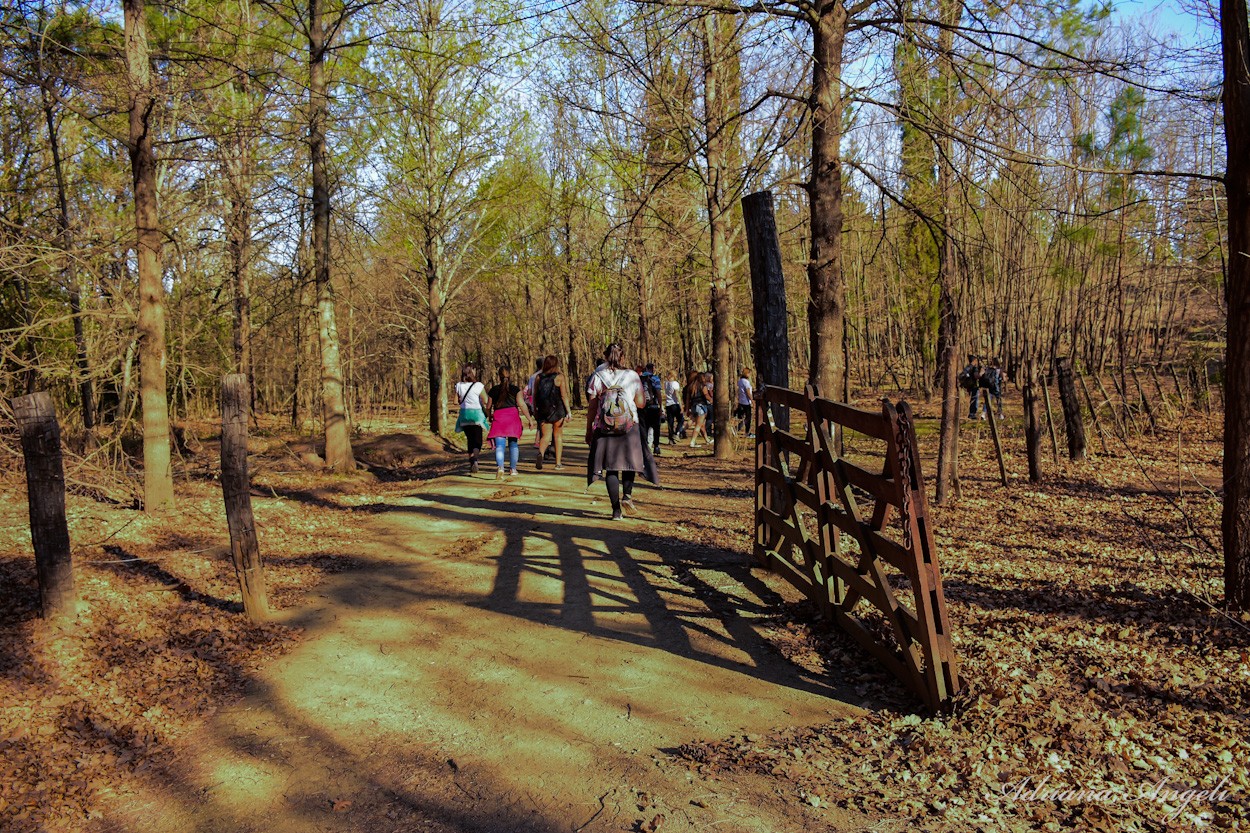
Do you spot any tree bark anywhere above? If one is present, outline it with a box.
[309,0,354,471]
[427,287,447,434]
[703,12,734,459]
[220,375,269,623]
[806,0,847,404]
[124,0,174,512]
[226,73,255,410]
[933,0,961,504]
[1223,0,1250,610]
[12,392,75,620]
[563,220,582,409]
[1023,361,1042,482]
[1054,356,1087,461]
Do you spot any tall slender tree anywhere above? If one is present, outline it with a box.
[123,0,173,511]
[308,0,353,470]
[1222,0,1250,610]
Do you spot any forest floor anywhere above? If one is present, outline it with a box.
[1,397,1248,832]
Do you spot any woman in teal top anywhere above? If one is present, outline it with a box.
[454,364,491,473]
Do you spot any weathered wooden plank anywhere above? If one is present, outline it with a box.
[839,459,901,508]
[762,385,810,413]
[810,397,893,442]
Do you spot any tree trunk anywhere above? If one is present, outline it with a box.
[220,375,269,622]
[427,272,448,435]
[226,78,255,409]
[309,0,354,471]
[124,0,174,512]
[563,223,582,409]
[933,0,961,504]
[1223,0,1250,610]
[934,280,961,503]
[1023,361,1042,482]
[703,12,734,460]
[1054,356,1087,461]
[806,0,847,404]
[12,392,75,619]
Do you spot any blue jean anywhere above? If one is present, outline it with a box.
[494,437,519,470]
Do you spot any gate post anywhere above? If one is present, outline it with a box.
[12,392,75,619]
[743,190,790,432]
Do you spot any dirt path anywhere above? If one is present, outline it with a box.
[101,430,870,832]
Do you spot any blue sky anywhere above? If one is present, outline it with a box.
[1112,0,1219,47]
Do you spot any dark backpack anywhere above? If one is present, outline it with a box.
[641,373,661,409]
[958,366,979,392]
[594,371,636,436]
[979,368,1002,396]
[534,373,557,417]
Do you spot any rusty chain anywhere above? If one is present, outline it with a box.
[895,403,915,550]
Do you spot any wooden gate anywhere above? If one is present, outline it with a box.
[753,386,960,713]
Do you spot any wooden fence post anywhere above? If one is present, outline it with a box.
[743,190,790,433]
[1040,374,1060,464]
[1054,357,1087,461]
[12,392,75,619]
[985,401,1009,486]
[221,374,269,622]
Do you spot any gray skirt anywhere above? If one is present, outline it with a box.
[587,425,659,486]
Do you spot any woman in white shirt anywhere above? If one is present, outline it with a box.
[664,373,685,444]
[586,342,659,520]
[736,369,754,436]
[453,364,490,474]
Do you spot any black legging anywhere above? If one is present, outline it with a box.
[641,407,663,451]
[665,404,684,442]
[464,425,483,459]
[605,471,635,511]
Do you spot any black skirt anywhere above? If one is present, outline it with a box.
[586,425,659,486]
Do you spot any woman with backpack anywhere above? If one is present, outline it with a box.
[683,370,711,448]
[586,342,659,520]
[454,364,490,474]
[482,364,533,479]
[532,354,570,470]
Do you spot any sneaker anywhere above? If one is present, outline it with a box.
[622,496,637,513]
[611,509,624,521]
[554,464,566,470]
[495,468,504,481]
[653,448,661,457]
[508,468,518,477]
[470,460,479,474]
[535,456,544,471]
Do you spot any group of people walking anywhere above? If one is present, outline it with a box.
[454,355,571,478]
[958,355,1005,419]
[453,344,754,520]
